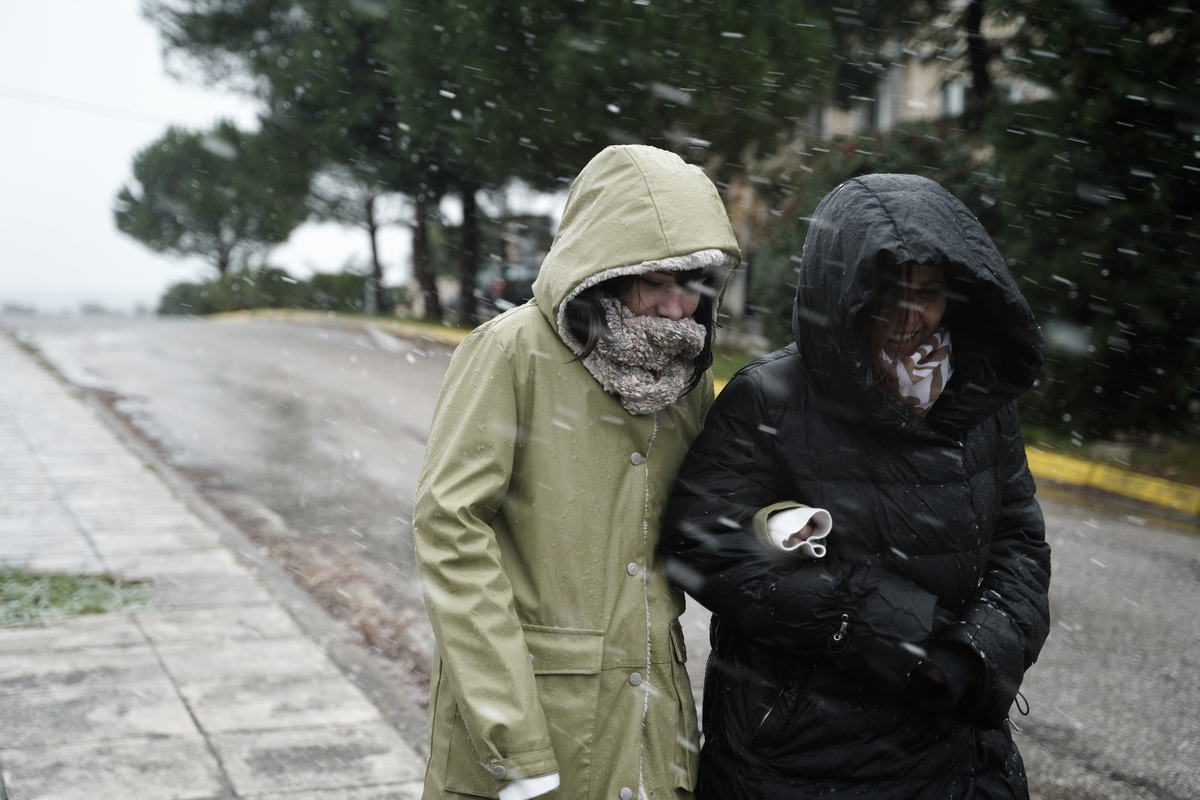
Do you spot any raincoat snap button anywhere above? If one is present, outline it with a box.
[629,452,643,465]
[629,672,642,686]
[491,765,506,780]
[620,788,633,800]
[627,563,639,576]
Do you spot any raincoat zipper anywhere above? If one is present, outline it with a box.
[749,688,785,744]
[828,613,850,654]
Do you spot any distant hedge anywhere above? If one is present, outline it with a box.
[158,267,410,316]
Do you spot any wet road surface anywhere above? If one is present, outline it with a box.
[6,315,1199,799]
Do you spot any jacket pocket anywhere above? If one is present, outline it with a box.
[524,625,604,674]
[745,660,819,753]
[670,621,700,790]
[746,685,790,751]
[442,628,605,798]
[524,628,604,797]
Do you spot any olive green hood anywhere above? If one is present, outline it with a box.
[532,145,741,351]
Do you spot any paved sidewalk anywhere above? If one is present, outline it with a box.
[0,335,425,799]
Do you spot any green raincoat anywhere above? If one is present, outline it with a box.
[414,145,740,800]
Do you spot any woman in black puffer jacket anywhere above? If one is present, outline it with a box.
[662,174,1051,800]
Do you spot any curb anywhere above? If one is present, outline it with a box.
[1025,448,1200,517]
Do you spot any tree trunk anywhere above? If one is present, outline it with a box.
[411,198,441,321]
[365,195,383,315]
[457,182,480,328]
[965,0,993,112]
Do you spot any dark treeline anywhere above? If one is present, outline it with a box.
[116,0,1200,437]
[746,1,1200,439]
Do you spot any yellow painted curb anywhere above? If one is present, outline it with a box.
[207,309,471,347]
[1026,448,1200,516]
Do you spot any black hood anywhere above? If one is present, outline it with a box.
[793,173,1044,436]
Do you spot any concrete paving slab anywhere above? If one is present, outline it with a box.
[0,645,166,693]
[157,637,340,684]
[34,465,148,479]
[57,480,174,494]
[105,548,245,578]
[0,613,145,653]
[0,485,57,500]
[44,478,166,492]
[82,517,218,534]
[0,735,228,800]
[136,604,302,644]
[2,555,108,574]
[0,499,65,515]
[149,571,275,607]
[0,678,198,747]
[88,530,222,555]
[181,676,383,733]
[0,530,91,546]
[249,784,424,800]
[0,537,98,556]
[65,497,180,512]
[65,485,205,505]
[0,514,80,533]
[79,513,222,533]
[0,536,91,558]
[212,723,422,795]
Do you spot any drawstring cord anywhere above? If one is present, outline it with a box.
[1009,691,1030,732]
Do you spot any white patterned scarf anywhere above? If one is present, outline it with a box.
[583,297,707,416]
[879,328,953,416]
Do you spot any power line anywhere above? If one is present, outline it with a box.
[0,83,182,126]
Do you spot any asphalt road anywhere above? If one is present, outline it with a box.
[7,315,1199,800]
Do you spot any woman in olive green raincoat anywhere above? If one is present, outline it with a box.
[413,144,740,800]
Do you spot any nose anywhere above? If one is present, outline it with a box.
[658,286,688,320]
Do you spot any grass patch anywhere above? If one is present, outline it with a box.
[0,567,150,628]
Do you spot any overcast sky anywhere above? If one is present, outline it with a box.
[0,0,420,313]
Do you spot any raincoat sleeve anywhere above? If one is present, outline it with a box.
[663,369,939,696]
[413,328,559,782]
[940,401,1051,727]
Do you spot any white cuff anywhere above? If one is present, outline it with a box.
[765,507,831,558]
[498,773,561,800]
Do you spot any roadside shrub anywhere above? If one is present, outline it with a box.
[158,267,406,316]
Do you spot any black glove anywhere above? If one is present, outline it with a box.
[906,640,981,713]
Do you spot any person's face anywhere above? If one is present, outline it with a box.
[623,272,701,320]
[876,264,947,359]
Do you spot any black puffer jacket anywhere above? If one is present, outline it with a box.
[663,175,1051,800]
